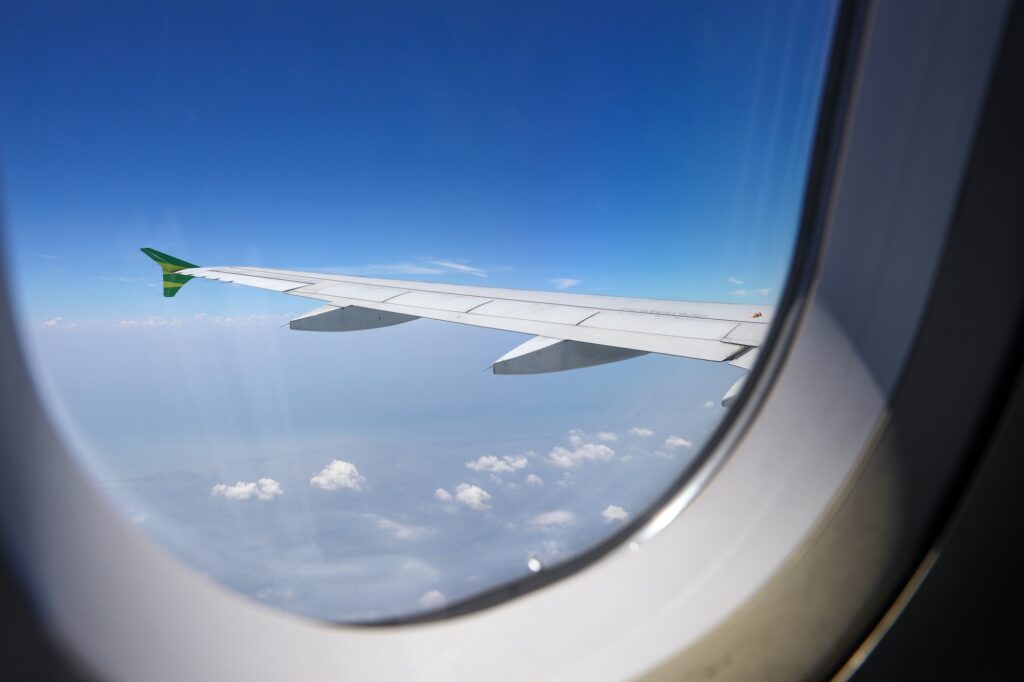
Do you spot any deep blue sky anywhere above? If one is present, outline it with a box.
[0,1,837,622]
[3,0,833,320]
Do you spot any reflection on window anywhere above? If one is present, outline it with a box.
[0,1,837,621]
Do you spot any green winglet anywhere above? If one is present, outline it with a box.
[141,247,200,298]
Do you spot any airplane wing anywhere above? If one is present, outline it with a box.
[142,248,769,403]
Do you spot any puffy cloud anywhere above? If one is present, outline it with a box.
[602,505,629,524]
[211,478,283,501]
[552,278,581,290]
[417,590,447,609]
[727,276,744,285]
[454,483,491,510]
[548,443,615,468]
[665,435,693,449]
[44,317,63,327]
[529,510,576,528]
[310,459,366,491]
[525,474,544,486]
[434,488,453,502]
[548,430,615,468]
[629,426,655,437]
[596,431,618,442]
[465,454,528,473]
[704,400,715,408]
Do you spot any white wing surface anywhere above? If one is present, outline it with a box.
[142,248,771,401]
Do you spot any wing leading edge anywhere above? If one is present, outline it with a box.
[141,248,771,405]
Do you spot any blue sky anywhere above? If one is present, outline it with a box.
[0,1,836,621]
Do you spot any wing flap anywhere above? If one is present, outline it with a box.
[470,300,597,325]
[723,322,769,347]
[313,282,410,302]
[579,310,738,340]
[386,290,493,313]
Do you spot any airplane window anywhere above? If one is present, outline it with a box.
[0,2,837,622]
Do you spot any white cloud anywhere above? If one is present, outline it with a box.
[704,400,716,408]
[665,435,693,449]
[428,259,487,277]
[465,454,529,473]
[368,263,446,275]
[602,505,629,524]
[130,513,148,524]
[525,474,544,486]
[629,426,655,437]
[454,483,491,510]
[417,590,447,609]
[530,510,577,528]
[552,278,581,290]
[727,276,744,285]
[115,313,290,328]
[118,316,185,328]
[190,313,292,326]
[376,517,428,541]
[548,442,615,468]
[596,431,618,442]
[568,429,585,447]
[211,478,283,501]
[434,488,453,502]
[310,459,366,491]
[730,288,772,297]
[42,316,84,329]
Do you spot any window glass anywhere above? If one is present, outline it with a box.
[0,1,837,622]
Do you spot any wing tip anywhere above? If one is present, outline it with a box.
[142,247,199,297]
